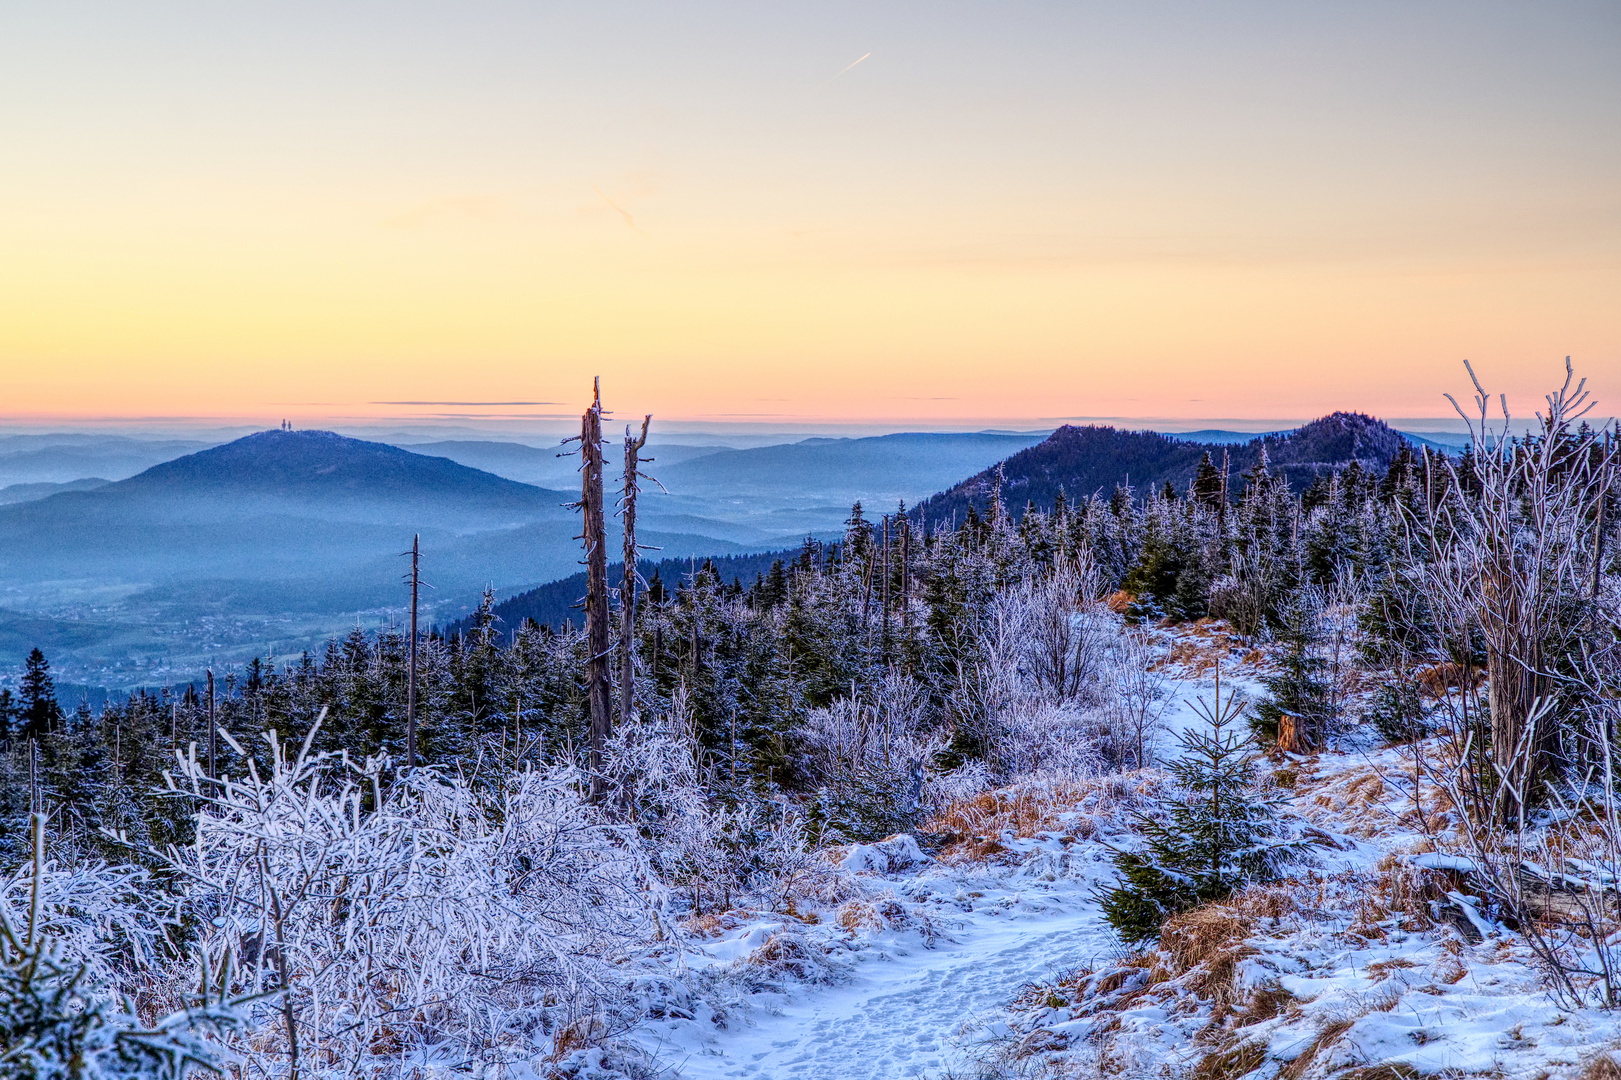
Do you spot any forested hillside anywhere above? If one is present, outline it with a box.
[917,411,1411,526]
[4,370,1620,1080]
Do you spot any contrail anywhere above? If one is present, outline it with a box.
[818,52,871,88]
[593,186,645,234]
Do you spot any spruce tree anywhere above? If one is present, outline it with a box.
[1100,669,1309,942]
[18,650,61,743]
[1191,451,1224,510]
[1252,588,1334,747]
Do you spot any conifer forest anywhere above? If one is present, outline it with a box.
[10,363,1621,1080]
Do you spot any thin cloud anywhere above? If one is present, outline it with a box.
[593,187,645,234]
[371,401,561,406]
[818,52,871,89]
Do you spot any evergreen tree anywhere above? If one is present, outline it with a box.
[0,689,15,749]
[1099,671,1309,942]
[18,650,61,743]
[1190,451,1224,510]
[1252,588,1334,746]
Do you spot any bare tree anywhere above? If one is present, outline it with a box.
[619,415,658,726]
[1022,556,1108,706]
[1408,358,1615,822]
[573,379,612,802]
[403,532,429,768]
[1108,628,1171,770]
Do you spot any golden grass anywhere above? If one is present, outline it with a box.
[926,770,1168,860]
[745,932,823,980]
[1277,1017,1354,1080]
[1192,1038,1267,1080]
[1160,902,1257,1017]
[1583,1054,1621,1080]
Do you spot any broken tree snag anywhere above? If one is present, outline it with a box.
[406,533,420,769]
[1276,712,1304,754]
[620,414,652,725]
[207,667,217,781]
[579,379,612,801]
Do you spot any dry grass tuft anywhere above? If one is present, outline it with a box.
[549,1013,609,1061]
[1430,951,1468,985]
[1347,858,1443,938]
[1192,1038,1267,1080]
[835,899,886,932]
[927,770,1167,860]
[745,931,826,981]
[833,897,908,934]
[1239,984,1297,1025]
[1365,957,1417,980]
[1277,1017,1353,1080]
[1584,1055,1621,1080]
[1337,1065,1421,1080]
[1161,902,1256,1016]
[1020,951,1173,1021]
[683,912,732,938]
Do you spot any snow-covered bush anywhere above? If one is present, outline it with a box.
[1097,627,1171,769]
[1018,558,1111,707]
[156,722,657,1075]
[995,701,1104,780]
[2,815,243,1080]
[3,827,168,990]
[799,674,946,841]
[607,694,847,916]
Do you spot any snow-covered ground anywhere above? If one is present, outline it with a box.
[645,865,1110,1079]
[618,629,1621,1080]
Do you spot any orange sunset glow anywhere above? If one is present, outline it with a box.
[1,2,1616,426]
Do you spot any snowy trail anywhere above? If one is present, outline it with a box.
[657,883,1111,1079]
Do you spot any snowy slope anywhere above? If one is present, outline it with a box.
[616,630,1621,1080]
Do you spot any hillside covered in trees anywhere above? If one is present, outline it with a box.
[916,411,1412,527]
[5,368,1621,1080]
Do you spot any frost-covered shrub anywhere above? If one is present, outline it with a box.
[3,832,167,990]
[157,723,657,1075]
[607,698,847,915]
[1092,628,1171,770]
[1,816,243,1080]
[1017,561,1111,707]
[799,674,946,841]
[996,702,1103,780]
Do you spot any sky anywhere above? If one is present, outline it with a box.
[0,1,1617,429]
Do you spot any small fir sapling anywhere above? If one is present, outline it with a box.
[1099,667,1311,943]
[1252,586,1334,749]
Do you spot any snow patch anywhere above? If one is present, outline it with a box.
[841,833,928,875]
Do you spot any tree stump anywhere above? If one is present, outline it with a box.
[1277,713,1301,754]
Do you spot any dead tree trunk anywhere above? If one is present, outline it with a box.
[406,533,420,768]
[620,415,652,724]
[900,506,910,632]
[206,668,216,782]
[579,379,612,802]
[880,513,891,660]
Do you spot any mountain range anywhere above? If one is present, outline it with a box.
[0,413,1440,684]
[916,412,1412,525]
[0,427,1045,681]
[0,434,218,486]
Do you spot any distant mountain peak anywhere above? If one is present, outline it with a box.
[88,428,575,513]
[914,411,1417,522]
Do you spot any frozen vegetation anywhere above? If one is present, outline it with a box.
[5,363,1621,1079]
